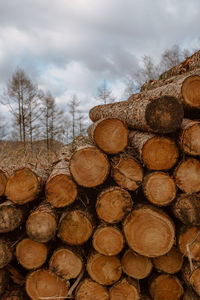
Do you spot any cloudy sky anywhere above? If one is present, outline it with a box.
[0,0,200,123]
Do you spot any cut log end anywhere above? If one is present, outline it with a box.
[111,155,143,191]
[16,238,48,270]
[142,137,179,170]
[5,168,40,204]
[143,172,176,206]
[49,248,83,280]
[145,96,184,133]
[182,75,200,108]
[70,146,109,187]
[89,118,128,154]
[174,158,200,193]
[0,170,7,197]
[149,274,184,300]
[26,211,57,243]
[58,210,93,245]
[178,226,200,261]
[110,278,140,300]
[181,122,200,156]
[0,202,23,233]
[122,249,152,279]
[123,206,175,257]
[26,269,69,300]
[0,239,13,268]
[96,187,133,224]
[46,174,77,208]
[75,278,109,300]
[87,252,122,285]
[92,225,124,256]
[153,246,183,274]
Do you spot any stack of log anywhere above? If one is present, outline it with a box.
[0,51,200,300]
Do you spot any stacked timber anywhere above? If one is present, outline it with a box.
[0,50,200,299]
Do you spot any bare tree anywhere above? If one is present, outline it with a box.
[3,68,38,146]
[68,94,80,140]
[96,80,115,104]
[0,115,7,140]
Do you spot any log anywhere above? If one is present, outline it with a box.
[143,172,176,206]
[0,169,8,197]
[182,261,200,296]
[152,246,183,274]
[86,251,122,285]
[58,209,94,245]
[75,278,109,300]
[149,274,184,300]
[137,70,200,109]
[89,95,184,133]
[174,157,200,193]
[87,118,128,154]
[16,238,48,270]
[96,186,133,224]
[5,167,41,204]
[69,136,110,187]
[173,193,200,225]
[129,131,179,170]
[0,239,13,268]
[109,277,140,300]
[0,269,7,296]
[26,202,57,243]
[178,226,200,261]
[0,200,24,233]
[92,224,124,256]
[111,152,144,191]
[183,288,200,300]
[1,287,29,300]
[180,119,200,156]
[26,269,69,300]
[123,205,175,257]
[46,159,77,208]
[49,247,84,280]
[121,248,152,279]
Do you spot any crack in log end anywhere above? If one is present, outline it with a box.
[145,96,184,133]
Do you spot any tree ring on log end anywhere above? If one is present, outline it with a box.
[0,171,7,197]
[75,278,109,300]
[145,96,184,133]
[182,75,200,108]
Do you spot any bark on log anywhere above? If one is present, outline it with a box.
[109,277,140,300]
[123,205,175,257]
[58,209,94,245]
[0,200,24,233]
[174,157,200,193]
[152,246,183,274]
[178,226,200,261]
[5,167,41,204]
[0,169,8,197]
[49,247,84,280]
[1,287,29,300]
[0,269,7,296]
[92,224,124,256]
[46,160,77,208]
[16,238,48,270]
[121,248,153,279]
[26,269,69,300]
[129,131,179,170]
[75,278,109,300]
[173,193,200,225]
[0,238,13,268]
[180,119,200,156]
[26,202,57,243]
[89,95,184,133]
[182,261,200,296]
[69,136,110,187]
[86,251,122,285]
[149,274,184,300]
[137,70,200,109]
[143,172,176,206]
[96,186,133,224]
[111,152,144,191]
[87,118,128,154]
